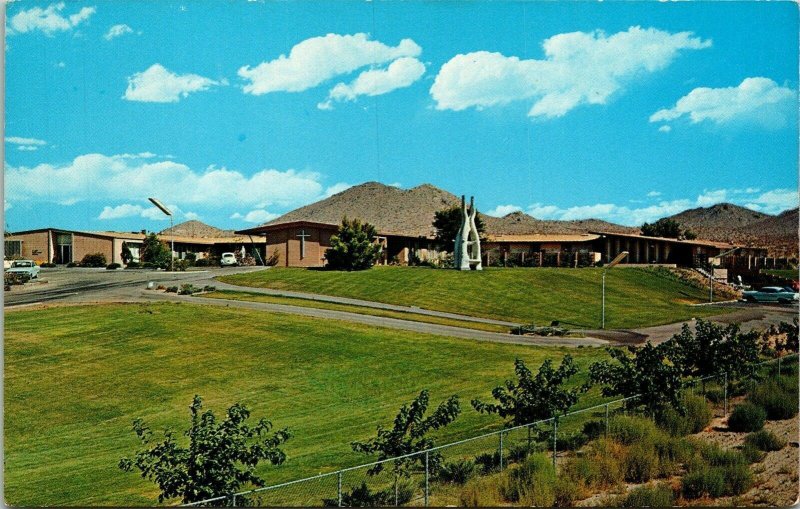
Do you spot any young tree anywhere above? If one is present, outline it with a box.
[351,390,460,477]
[640,218,696,240]
[119,395,290,505]
[471,357,584,428]
[120,241,133,264]
[587,342,683,415]
[325,217,382,271]
[432,205,485,246]
[139,233,172,268]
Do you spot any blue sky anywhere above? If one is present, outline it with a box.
[4,0,798,233]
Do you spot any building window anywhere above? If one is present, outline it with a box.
[5,240,22,257]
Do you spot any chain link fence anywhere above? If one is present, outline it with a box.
[182,353,797,507]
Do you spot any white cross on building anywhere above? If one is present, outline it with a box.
[296,229,311,259]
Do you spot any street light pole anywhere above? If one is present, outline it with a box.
[148,197,174,272]
[602,250,629,329]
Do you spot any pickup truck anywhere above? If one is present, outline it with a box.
[5,260,40,279]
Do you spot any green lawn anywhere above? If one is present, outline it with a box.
[764,269,799,280]
[219,266,731,329]
[200,290,512,333]
[5,302,609,506]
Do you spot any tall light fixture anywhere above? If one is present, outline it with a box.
[602,251,629,329]
[148,197,174,272]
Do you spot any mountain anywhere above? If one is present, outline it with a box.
[160,220,235,238]
[263,182,636,238]
[666,204,798,257]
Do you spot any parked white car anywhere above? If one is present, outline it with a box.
[5,260,40,279]
[220,252,238,267]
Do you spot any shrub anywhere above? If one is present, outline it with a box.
[722,463,754,495]
[437,459,475,485]
[744,430,786,452]
[609,415,662,445]
[556,431,590,451]
[165,286,178,293]
[728,403,766,432]
[322,480,412,507]
[582,420,605,440]
[553,477,579,507]
[106,263,121,270]
[80,252,107,267]
[681,468,726,499]
[618,483,674,507]
[184,252,197,263]
[173,259,190,272]
[193,258,210,267]
[705,388,724,404]
[748,383,798,420]
[501,453,556,506]
[66,262,80,268]
[562,438,625,490]
[40,262,56,268]
[657,395,713,436]
[699,442,747,467]
[474,451,500,474]
[740,444,766,463]
[125,261,140,269]
[202,285,216,293]
[141,262,156,269]
[178,284,196,295]
[623,442,659,483]
[458,476,502,507]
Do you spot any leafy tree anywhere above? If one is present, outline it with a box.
[325,217,382,271]
[640,218,696,240]
[432,205,486,246]
[587,342,684,415]
[139,233,172,269]
[776,318,799,353]
[472,357,584,428]
[351,390,460,477]
[119,395,290,505]
[120,241,133,264]
[665,320,761,383]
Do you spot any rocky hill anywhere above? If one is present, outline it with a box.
[160,220,235,238]
[482,211,638,236]
[666,204,797,256]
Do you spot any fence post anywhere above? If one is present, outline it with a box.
[338,471,342,508]
[499,431,504,471]
[723,372,728,417]
[552,417,558,470]
[425,451,430,507]
[605,403,610,438]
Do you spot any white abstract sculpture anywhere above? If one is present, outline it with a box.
[454,195,482,271]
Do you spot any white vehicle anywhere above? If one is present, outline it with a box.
[5,259,40,279]
[220,252,238,267]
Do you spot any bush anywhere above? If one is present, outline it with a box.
[458,476,502,507]
[141,262,156,269]
[66,262,80,268]
[165,286,178,293]
[623,442,659,483]
[178,284,197,295]
[80,252,107,267]
[657,395,713,436]
[748,382,798,420]
[202,285,216,293]
[705,388,724,404]
[744,430,786,452]
[40,262,56,268]
[125,261,140,269]
[582,420,605,440]
[740,443,766,463]
[106,263,121,270]
[609,415,662,445]
[501,453,556,506]
[681,468,726,499]
[193,258,210,267]
[474,451,501,474]
[618,483,674,507]
[553,477,579,507]
[728,403,766,432]
[173,259,190,272]
[722,463,754,495]
[437,459,476,484]
[562,438,625,490]
[322,478,413,507]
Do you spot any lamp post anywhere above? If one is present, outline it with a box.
[709,247,738,303]
[148,197,174,272]
[602,251,629,329]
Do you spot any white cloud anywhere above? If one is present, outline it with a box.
[319,57,426,109]
[9,3,95,36]
[430,26,711,119]
[6,136,47,146]
[486,204,523,217]
[123,64,221,103]
[56,61,66,68]
[98,203,146,220]
[184,211,201,220]
[18,145,40,151]
[522,187,798,225]
[241,209,279,223]
[104,24,134,40]
[7,153,333,212]
[324,182,352,197]
[98,202,201,221]
[647,191,662,197]
[650,77,796,128]
[239,33,421,95]
[658,125,671,133]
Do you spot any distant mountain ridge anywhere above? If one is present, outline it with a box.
[160,220,236,238]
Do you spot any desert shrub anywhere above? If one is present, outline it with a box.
[173,259,190,272]
[744,430,786,452]
[165,286,178,293]
[80,252,107,267]
[474,451,500,474]
[562,438,625,490]
[722,463,754,495]
[507,443,538,463]
[681,468,726,499]
[623,442,659,483]
[748,382,798,420]
[66,262,80,268]
[654,436,697,474]
[618,483,674,507]
[125,261,140,269]
[582,420,605,440]
[740,444,766,463]
[501,453,556,506]
[106,263,121,270]
[609,415,662,445]
[556,431,590,451]
[437,459,475,485]
[322,478,413,507]
[458,476,502,507]
[657,395,713,436]
[40,262,56,268]
[705,388,724,404]
[202,285,216,292]
[178,284,196,295]
[728,403,766,432]
[553,477,579,507]
[699,442,747,467]
[776,373,799,393]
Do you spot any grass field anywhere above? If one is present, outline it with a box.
[5,302,609,506]
[219,266,731,329]
[200,290,512,332]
